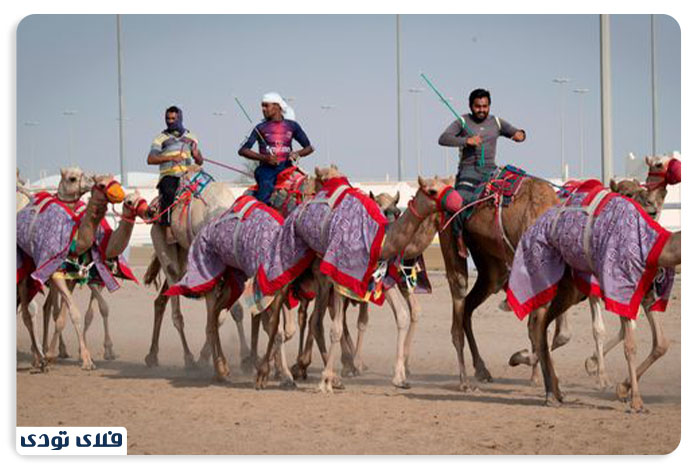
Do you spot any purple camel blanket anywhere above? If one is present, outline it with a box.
[506,180,674,320]
[17,193,131,301]
[165,195,315,307]
[278,177,388,301]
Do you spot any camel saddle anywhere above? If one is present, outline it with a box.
[452,164,528,258]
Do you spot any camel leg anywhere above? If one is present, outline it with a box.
[282,301,296,342]
[205,288,229,381]
[296,297,309,362]
[386,287,410,389]
[18,280,47,370]
[340,300,360,377]
[88,285,115,360]
[400,285,419,377]
[617,317,644,412]
[145,282,168,368]
[42,287,57,355]
[551,312,571,350]
[293,274,330,378]
[586,297,611,388]
[255,287,288,389]
[617,309,668,405]
[50,277,95,370]
[318,291,346,393]
[242,314,261,375]
[264,311,296,388]
[170,295,196,369]
[440,226,474,391]
[352,302,370,375]
[230,302,250,368]
[534,303,563,406]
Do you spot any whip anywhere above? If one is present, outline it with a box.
[420,73,485,167]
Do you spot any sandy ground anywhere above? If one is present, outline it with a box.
[16,266,681,455]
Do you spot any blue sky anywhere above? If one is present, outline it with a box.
[16,14,680,183]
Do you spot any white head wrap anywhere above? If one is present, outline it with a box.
[262,92,296,121]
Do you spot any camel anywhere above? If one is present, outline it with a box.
[143,166,239,369]
[16,169,32,211]
[17,174,125,370]
[293,187,448,389]
[505,178,681,411]
[282,168,459,393]
[17,167,93,359]
[508,155,681,390]
[46,191,150,361]
[437,173,561,391]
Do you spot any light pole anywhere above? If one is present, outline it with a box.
[23,121,40,183]
[408,88,424,176]
[600,15,613,184]
[320,105,335,164]
[552,77,571,180]
[62,110,78,166]
[396,14,403,181]
[116,14,127,187]
[444,97,455,175]
[573,88,589,178]
[650,14,658,156]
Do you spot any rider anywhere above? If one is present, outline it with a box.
[238,93,314,205]
[438,88,526,254]
[147,105,203,244]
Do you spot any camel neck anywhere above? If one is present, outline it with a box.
[401,212,440,259]
[380,198,431,260]
[105,214,135,259]
[74,193,108,256]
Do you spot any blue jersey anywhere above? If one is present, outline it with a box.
[241,119,311,164]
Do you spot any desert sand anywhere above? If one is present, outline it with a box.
[16,264,681,455]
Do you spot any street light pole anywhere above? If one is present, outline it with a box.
[600,14,614,185]
[116,14,127,187]
[320,105,335,164]
[396,14,403,181]
[408,88,424,176]
[62,110,78,166]
[650,14,658,156]
[552,77,571,180]
[573,88,589,178]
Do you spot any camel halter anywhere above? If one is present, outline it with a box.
[407,185,456,222]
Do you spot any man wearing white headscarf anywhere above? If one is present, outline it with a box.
[238,92,314,204]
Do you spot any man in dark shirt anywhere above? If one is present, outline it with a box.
[438,88,526,200]
[238,93,314,204]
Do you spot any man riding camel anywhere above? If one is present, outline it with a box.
[438,88,526,254]
[238,93,314,205]
[147,105,204,244]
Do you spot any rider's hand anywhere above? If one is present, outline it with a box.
[512,130,526,142]
[265,153,279,166]
[289,151,300,162]
[466,135,483,147]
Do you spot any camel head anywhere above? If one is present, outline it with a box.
[610,178,660,219]
[314,165,344,188]
[370,191,401,222]
[91,174,125,204]
[122,190,149,220]
[58,167,93,202]
[413,175,461,217]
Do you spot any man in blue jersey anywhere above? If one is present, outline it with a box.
[238,93,314,204]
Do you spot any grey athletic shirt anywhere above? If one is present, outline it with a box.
[438,114,521,178]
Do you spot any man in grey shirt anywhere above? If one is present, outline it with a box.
[438,88,526,256]
[439,88,526,199]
